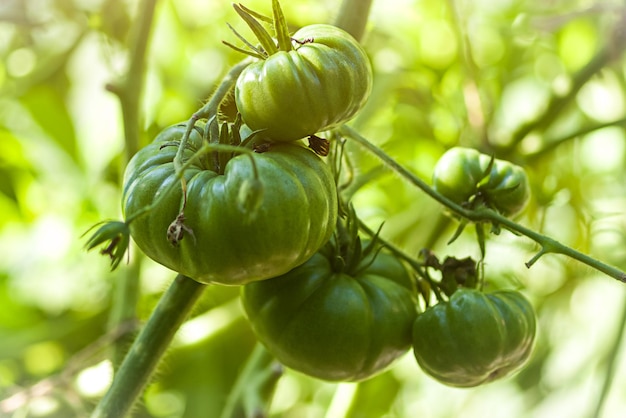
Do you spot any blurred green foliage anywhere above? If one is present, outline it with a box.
[2,0,626,417]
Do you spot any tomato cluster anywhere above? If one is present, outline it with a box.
[92,0,540,390]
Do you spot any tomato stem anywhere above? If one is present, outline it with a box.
[91,275,206,418]
[357,218,445,304]
[341,125,626,285]
[105,0,158,371]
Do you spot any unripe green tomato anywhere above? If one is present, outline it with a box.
[432,147,530,217]
[122,123,337,285]
[235,24,373,142]
[412,288,536,387]
[241,246,418,381]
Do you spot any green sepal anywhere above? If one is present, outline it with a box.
[232,3,278,56]
[446,219,467,245]
[84,220,131,270]
[272,0,292,52]
[475,223,486,260]
[476,154,496,188]
[223,23,267,59]
[237,3,273,24]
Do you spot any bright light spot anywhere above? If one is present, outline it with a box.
[75,360,113,397]
[6,48,36,77]
[470,25,505,67]
[534,53,564,83]
[577,73,625,122]
[418,20,457,69]
[145,389,185,417]
[270,374,302,415]
[141,261,175,294]
[325,383,357,418]
[558,19,596,71]
[374,48,402,73]
[175,299,242,346]
[580,128,625,173]
[67,33,122,177]
[189,49,225,86]
[495,78,548,144]
[23,341,65,376]
[26,396,59,417]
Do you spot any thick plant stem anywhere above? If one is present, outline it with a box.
[173,59,252,176]
[108,0,158,163]
[340,125,626,284]
[106,0,159,369]
[91,275,206,418]
[333,0,372,41]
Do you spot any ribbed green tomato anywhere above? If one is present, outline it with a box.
[241,245,417,381]
[412,288,536,387]
[432,147,530,217]
[235,24,372,142]
[122,123,337,285]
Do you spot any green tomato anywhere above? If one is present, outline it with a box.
[122,123,337,285]
[412,288,536,387]
[235,24,373,142]
[432,147,530,217]
[241,245,418,381]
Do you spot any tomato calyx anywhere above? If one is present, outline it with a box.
[83,220,131,270]
[225,0,295,59]
[307,135,330,157]
[322,206,383,277]
[420,250,480,297]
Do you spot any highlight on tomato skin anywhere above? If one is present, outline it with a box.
[411,288,537,388]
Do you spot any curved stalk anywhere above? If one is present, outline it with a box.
[105,0,159,369]
[173,59,252,176]
[340,125,626,284]
[91,275,206,418]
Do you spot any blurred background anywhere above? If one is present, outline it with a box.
[2,0,626,417]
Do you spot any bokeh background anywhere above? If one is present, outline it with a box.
[2,0,626,417]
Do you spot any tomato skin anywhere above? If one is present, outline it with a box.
[235,24,373,142]
[241,247,418,381]
[412,288,536,387]
[432,147,530,217]
[122,123,337,285]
